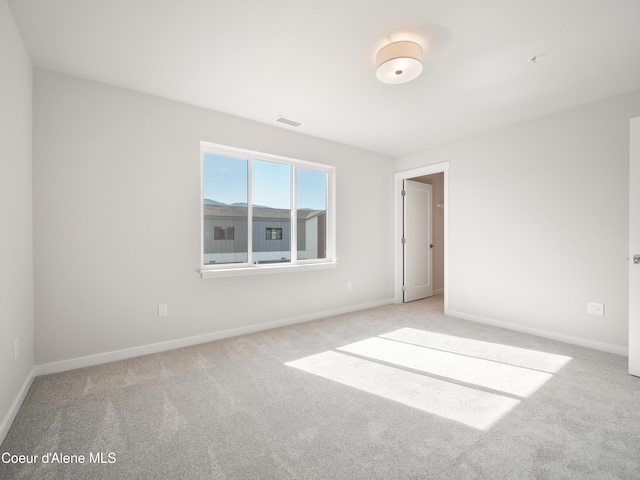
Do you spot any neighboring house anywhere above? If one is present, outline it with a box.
[203,204,326,264]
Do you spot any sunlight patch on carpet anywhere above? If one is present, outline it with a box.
[286,328,573,431]
[380,328,572,373]
[286,351,520,431]
[338,337,551,397]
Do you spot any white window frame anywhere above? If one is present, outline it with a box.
[200,141,337,278]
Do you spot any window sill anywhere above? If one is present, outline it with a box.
[200,261,337,279]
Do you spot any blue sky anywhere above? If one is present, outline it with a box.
[203,153,326,210]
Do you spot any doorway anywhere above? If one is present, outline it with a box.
[393,162,449,311]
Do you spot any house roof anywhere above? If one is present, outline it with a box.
[204,204,324,221]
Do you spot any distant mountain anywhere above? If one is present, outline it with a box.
[203,199,227,206]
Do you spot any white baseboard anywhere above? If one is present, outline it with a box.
[1,366,36,446]
[446,309,629,357]
[36,298,395,376]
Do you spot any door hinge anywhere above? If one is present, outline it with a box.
[401,190,406,197]
[402,285,406,292]
[401,238,406,244]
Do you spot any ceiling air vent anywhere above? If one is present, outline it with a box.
[273,116,303,128]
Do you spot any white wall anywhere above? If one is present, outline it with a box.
[395,89,640,352]
[0,0,34,439]
[33,69,394,367]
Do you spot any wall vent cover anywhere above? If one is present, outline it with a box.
[273,116,303,128]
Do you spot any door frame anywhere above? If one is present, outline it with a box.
[393,162,449,311]
[630,117,640,376]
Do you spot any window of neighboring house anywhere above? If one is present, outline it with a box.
[214,226,235,240]
[201,142,335,276]
[266,228,283,240]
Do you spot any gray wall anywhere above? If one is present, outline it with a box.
[252,219,291,254]
[203,212,310,257]
[33,69,394,366]
[0,0,34,438]
[395,89,640,351]
[203,217,248,256]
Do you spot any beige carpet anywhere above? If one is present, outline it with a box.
[2,295,639,479]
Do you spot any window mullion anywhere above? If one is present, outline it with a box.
[247,158,253,266]
[291,165,297,263]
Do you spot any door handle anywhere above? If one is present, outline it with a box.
[430,244,434,249]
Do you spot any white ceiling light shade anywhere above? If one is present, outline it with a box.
[376,41,423,84]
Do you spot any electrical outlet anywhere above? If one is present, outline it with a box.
[158,304,168,317]
[587,302,604,316]
[14,339,18,360]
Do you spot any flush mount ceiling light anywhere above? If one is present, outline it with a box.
[376,40,423,84]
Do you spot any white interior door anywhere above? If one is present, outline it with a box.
[403,180,433,302]
[630,117,640,377]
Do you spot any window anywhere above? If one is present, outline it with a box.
[201,142,335,276]
[266,228,283,240]
[214,226,234,240]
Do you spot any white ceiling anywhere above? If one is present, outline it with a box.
[8,0,640,157]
